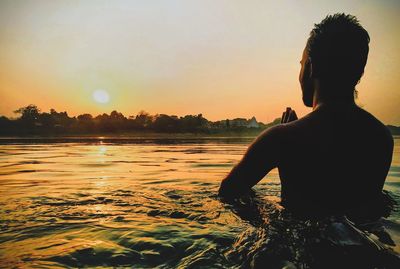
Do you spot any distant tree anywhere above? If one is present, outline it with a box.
[109,110,127,131]
[0,116,10,124]
[13,104,42,132]
[76,113,94,132]
[92,111,128,132]
[38,112,55,128]
[14,104,40,122]
[179,114,208,132]
[0,116,12,134]
[266,117,282,128]
[110,110,126,121]
[135,110,153,128]
[77,114,93,121]
[49,109,74,131]
[196,114,208,129]
[95,113,109,122]
[387,125,400,135]
[152,114,179,132]
[0,104,294,136]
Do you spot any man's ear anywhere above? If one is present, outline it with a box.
[308,57,314,78]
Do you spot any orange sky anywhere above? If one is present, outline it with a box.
[0,0,399,124]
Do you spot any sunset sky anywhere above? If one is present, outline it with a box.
[0,0,399,124]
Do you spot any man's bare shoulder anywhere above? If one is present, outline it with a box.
[356,107,394,144]
[247,123,297,156]
[357,107,387,127]
[277,110,318,132]
[255,124,287,144]
[282,106,392,145]
[254,118,305,147]
[253,112,317,145]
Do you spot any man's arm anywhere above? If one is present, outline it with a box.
[218,125,284,199]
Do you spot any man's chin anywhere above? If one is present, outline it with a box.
[302,96,313,107]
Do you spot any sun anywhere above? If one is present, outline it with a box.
[92,89,110,104]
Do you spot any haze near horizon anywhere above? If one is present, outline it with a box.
[0,0,399,124]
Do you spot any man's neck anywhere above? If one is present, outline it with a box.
[312,84,356,111]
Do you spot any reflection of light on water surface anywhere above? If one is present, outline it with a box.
[98,145,107,155]
[0,138,398,268]
[95,144,109,187]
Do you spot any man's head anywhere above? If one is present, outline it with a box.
[299,13,370,107]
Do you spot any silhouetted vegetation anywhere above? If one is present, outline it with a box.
[2,104,397,136]
[387,125,400,135]
[0,105,279,136]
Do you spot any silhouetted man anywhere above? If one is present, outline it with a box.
[219,14,394,221]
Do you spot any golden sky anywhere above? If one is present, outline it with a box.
[0,0,399,124]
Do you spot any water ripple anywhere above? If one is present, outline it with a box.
[0,140,399,268]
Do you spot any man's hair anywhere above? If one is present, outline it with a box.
[306,13,370,90]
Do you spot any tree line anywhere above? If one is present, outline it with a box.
[0,105,280,135]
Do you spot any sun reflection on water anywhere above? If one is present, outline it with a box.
[0,138,398,268]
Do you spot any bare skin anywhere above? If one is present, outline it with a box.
[219,48,394,220]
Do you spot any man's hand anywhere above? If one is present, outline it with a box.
[281,107,298,123]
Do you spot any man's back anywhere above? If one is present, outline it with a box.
[219,14,394,222]
[278,103,393,219]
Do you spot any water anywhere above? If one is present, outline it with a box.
[0,136,399,268]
